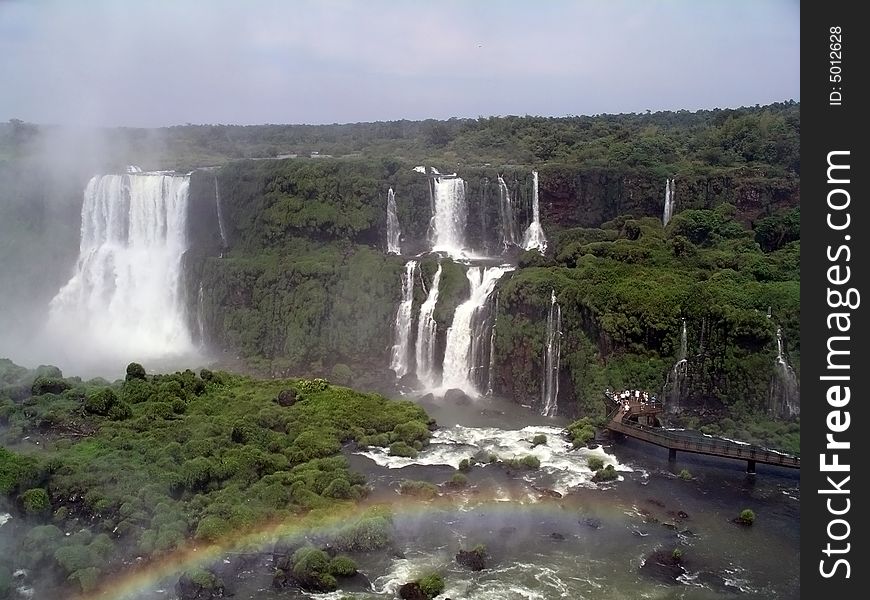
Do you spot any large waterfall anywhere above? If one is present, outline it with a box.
[662,178,676,226]
[390,260,417,378]
[214,174,228,249]
[664,318,688,412]
[540,290,562,416]
[48,172,194,361]
[522,170,547,254]
[429,175,467,256]
[497,176,519,250]
[769,327,800,417]
[414,264,443,388]
[441,266,509,395]
[386,188,402,255]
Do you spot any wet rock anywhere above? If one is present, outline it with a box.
[639,549,685,584]
[399,582,427,600]
[444,388,471,404]
[581,517,601,529]
[275,388,297,407]
[456,546,488,571]
[677,510,690,519]
[417,393,435,403]
[533,486,562,499]
[646,498,666,508]
[549,532,566,541]
[176,570,225,599]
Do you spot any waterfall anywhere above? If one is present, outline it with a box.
[414,264,443,388]
[214,174,228,249]
[429,174,467,256]
[441,266,509,395]
[48,172,194,360]
[497,176,519,250]
[390,260,417,378]
[486,292,500,396]
[664,318,688,412]
[522,170,547,253]
[386,188,402,255]
[196,281,206,347]
[540,290,562,416]
[662,178,676,226]
[769,327,800,417]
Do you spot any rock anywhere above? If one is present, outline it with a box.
[638,549,685,584]
[456,547,488,571]
[549,532,566,541]
[646,498,666,508]
[399,582,427,600]
[275,388,297,406]
[417,393,435,403]
[176,571,225,599]
[677,510,690,519]
[533,486,562,499]
[444,388,471,404]
[582,517,602,529]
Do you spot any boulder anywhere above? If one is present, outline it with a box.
[176,571,225,599]
[455,547,487,571]
[399,582,427,600]
[275,388,297,406]
[444,388,471,404]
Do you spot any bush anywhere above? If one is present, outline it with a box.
[399,480,438,499]
[447,473,468,488]
[328,555,358,577]
[291,547,336,591]
[84,388,119,416]
[125,363,147,381]
[739,509,756,525]
[678,469,692,480]
[322,477,353,499]
[672,548,683,562]
[332,515,392,552]
[417,572,445,599]
[107,401,133,421]
[21,487,51,514]
[592,464,618,482]
[505,455,540,470]
[587,456,605,471]
[458,458,471,472]
[531,434,547,447]
[31,376,71,396]
[389,441,418,458]
[566,418,596,447]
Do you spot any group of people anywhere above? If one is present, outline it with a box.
[615,389,657,412]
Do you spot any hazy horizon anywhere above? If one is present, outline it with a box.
[1,0,800,128]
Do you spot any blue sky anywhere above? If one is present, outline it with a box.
[0,0,800,127]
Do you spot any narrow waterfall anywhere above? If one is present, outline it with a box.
[497,176,519,249]
[386,188,402,255]
[48,172,194,359]
[486,291,500,396]
[664,318,688,412]
[429,174,467,256]
[769,327,800,417]
[414,264,443,388]
[522,170,547,253]
[540,290,562,416]
[662,178,676,226]
[196,281,206,347]
[390,260,417,378]
[441,266,509,395]
[214,174,228,249]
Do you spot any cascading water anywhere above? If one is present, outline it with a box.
[522,170,547,253]
[196,281,206,347]
[429,175,467,256]
[414,264,443,388]
[214,174,228,249]
[390,260,417,378]
[662,178,676,226]
[540,290,562,416]
[486,291,500,396]
[441,266,509,396]
[48,172,194,361]
[386,188,402,255]
[497,175,520,250]
[769,327,800,417]
[664,318,688,412]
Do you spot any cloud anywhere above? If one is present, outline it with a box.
[0,0,799,126]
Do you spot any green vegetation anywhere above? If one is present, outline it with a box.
[399,480,439,499]
[738,509,756,525]
[328,555,358,577]
[0,362,429,593]
[592,465,618,482]
[566,419,597,447]
[587,456,605,471]
[672,548,684,562]
[504,455,541,470]
[531,434,548,447]
[458,458,471,472]
[417,572,446,599]
[678,469,693,481]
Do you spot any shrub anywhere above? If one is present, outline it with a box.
[739,509,756,525]
[505,455,540,470]
[678,469,692,480]
[332,515,392,552]
[592,464,618,482]
[672,548,683,562]
[328,555,358,577]
[125,363,147,381]
[31,376,71,396]
[531,434,547,447]
[392,420,430,445]
[447,473,468,488]
[587,456,605,471]
[107,401,133,421]
[389,441,418,458]
[566,418,596,447]
[84,388,119,416]
[458,458,471,472]
[21,487,51,514]
[291,547,336,591]
[399,480,438,499]
[417,572,445,599]
[323,477,353,499]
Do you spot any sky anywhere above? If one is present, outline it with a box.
[0,0,800,127]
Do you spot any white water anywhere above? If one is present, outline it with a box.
[358,424,628,495]
[496,176,519,250]
[664,319,688,412]
[662,178,676,226]
[522,171,547,254]
[47,173,194,363]
[430,175,468,256]
[441,267,509,396]
[486,292,500,396]
[214,175,228,249]
[770,327,799,417]
[196,281,206,347]
[390,261,417,378]
[540,290,562,417]
[386,188,402,255]
[414,264,443,388]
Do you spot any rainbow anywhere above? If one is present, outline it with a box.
[80,491,627,600]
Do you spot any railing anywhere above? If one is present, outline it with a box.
[606,416,800,469]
